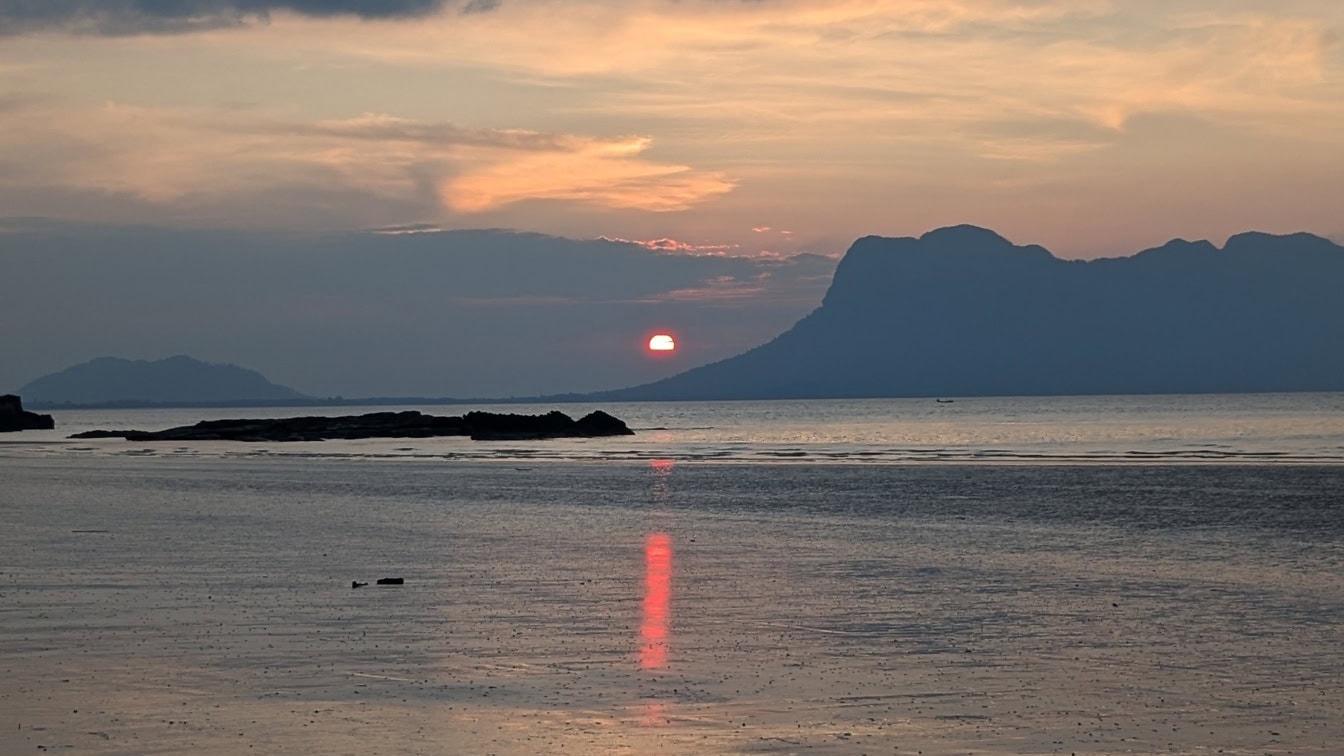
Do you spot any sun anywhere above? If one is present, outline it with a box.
[648,333,676,352]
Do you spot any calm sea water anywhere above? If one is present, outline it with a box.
[3,394,1343,753]
[6,392,1344,464]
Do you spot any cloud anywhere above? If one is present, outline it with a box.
[0,0,450,36]
[599,236,740,255]
[371,222,446,235]
[0,105,734,225]
[198,1,1341,159]
[635,274,771,304]
[269,112,581,151]
[443,135,735,213]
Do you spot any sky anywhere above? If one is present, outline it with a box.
[3,1,1343,397]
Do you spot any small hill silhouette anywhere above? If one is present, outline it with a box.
[594,225,1344,400]
[20,355,307,407]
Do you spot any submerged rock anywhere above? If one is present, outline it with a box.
[70,409,634,442]
[0,394,55,432]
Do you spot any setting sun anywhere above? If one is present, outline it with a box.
[648,333,676,352]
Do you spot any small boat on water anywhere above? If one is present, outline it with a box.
[936,398,954,403]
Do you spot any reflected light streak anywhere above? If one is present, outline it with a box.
[650,458,674,504]
[638,701,669,727]
[640,532,672,669]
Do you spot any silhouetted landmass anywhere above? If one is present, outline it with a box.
[592,225,1344,400]
[19,355,307,407]
[71,409,632,442]
[0,394,54,432]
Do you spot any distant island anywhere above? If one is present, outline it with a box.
[588,225,1344,400]
[19,355,308,408]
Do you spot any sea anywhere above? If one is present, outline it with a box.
[8,391,1344,464]
[3,393,1343,754]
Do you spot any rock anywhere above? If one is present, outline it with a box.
[376,577,404,585]
[68,429,136,439]
[574,410,633,437]
[69,409,633,442]
[0,394,55,433]
[466,409,634,440]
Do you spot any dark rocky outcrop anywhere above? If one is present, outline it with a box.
[464,409,631,440]
[592,225,1344,400]
[0,394,54,432]
[70,409,633,442]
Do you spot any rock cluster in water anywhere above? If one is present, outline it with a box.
[0,394,55,432]
[70,409,633,442]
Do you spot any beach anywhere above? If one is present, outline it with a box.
[3,456,1341,754]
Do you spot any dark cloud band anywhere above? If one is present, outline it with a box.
[0,0,454,35]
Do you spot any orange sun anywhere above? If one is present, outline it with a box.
[648,333,676,352]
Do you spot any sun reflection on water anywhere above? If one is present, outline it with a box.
[640,532,672,670]
[650,458,674,504]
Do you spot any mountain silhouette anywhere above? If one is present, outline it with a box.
[19,355,308,407]
[594,225,1344,400]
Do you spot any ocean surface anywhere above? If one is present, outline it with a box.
[3,394,1343,754]
[7,392,1344,464]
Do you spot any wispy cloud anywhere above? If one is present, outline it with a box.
[635,274,769,304]
[598,236,740,255]
[0,104,733,224]
[185,1,1342,159]
[442,135,735,213]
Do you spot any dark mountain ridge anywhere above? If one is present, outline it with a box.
[594,225,1344,400]
[19,355,307,406]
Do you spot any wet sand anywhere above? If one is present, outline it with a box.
[3,457,1342,754]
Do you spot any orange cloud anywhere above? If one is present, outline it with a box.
[0,103,734,223]
[443,135,734,213]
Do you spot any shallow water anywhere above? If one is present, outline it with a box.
[3,457,1341,754]
[7,393,1344,465]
